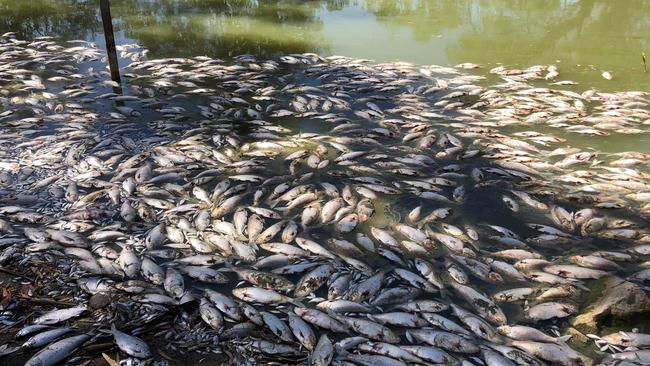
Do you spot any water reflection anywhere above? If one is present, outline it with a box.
[0,0,99,40]
[363,0,465,41]
[113,0,330,58]
[441,1,650,70]
[0,0,648,89]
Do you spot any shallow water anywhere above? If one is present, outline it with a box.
[2,0,650,153]
[1,3,650,365]
[1,0,649,89]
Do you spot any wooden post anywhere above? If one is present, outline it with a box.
[100,0,121,84]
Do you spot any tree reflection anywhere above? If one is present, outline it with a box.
[362,0,466,42]
[0,0,99,40]
[0,0,648,74]
[361,0,650,68]
[109,0,331,59]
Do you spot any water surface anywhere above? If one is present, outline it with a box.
[1,0,649,91]
[1,5,650,364]
[1,0,650,153]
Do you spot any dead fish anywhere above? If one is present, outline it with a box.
[110,324,152,358]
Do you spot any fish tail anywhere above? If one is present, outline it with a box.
[438,286,451,299]
[556,335,572,344]
[290,297,306,308]
[574,282,590,291]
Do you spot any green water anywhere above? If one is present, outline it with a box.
[2,0,650,92]
[1,3,650,363]
[2,0,650,153]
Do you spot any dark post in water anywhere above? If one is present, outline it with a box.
[100,0,121,84]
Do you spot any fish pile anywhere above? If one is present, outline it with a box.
[0,32,649,366]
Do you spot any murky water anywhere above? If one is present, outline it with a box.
[1,2,650,365]
[1,0,649,89]
[2,0,650,153]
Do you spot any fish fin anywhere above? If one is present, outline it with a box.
[556,335,572,344]
[333,346,349,357]
[326,310,341,320]
[574,282,590,291]
[0,345,20,357]
[438,286,451,299]
[405,330,413,343]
